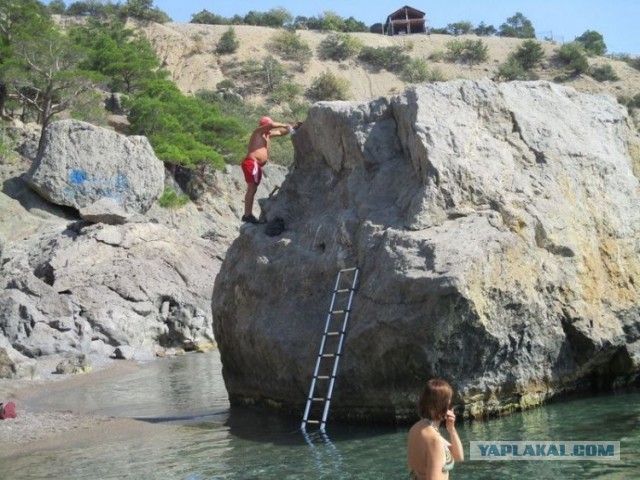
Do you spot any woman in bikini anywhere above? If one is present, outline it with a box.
[407,379,464,479]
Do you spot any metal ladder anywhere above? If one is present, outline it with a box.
[301,267,359,432]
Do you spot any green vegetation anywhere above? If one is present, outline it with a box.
[446,21,473,35]
[589,64,619,82]
[358,45,412,72]
[158,187,190,208]
[318,33,363,61]
[512,40,545,70]
[473,22,497,36]
[127,79,244,168]
[70,19,164,94]
[617,93,640,111]
[400,59,445,83]
[306,71,350,101]
[216,27,240,55]
[496,57,530,81]
[556,42,589,77]
[575,30,607,56]
[498,12,536,39]
[57,0,170,23]
[445,39,489,66]
[269,30,312,71]
[189,7,367,32]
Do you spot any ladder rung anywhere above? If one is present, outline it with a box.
[316,375,331,380]
[321,354,337,358]
[305,420,320,424]
[331,310,348,314]
[311,397,326,402]
[335,289,351,293]
[340,268,357,272]
[326,331,340,336]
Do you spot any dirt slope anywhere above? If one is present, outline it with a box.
[138,22,640,105]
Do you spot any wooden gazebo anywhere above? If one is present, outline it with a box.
[384,5,426,35]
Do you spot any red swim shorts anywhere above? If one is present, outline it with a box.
[241,158,262,185]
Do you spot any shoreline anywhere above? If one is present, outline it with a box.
[0,354,181,457]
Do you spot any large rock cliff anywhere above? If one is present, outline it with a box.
[212,80,640,421]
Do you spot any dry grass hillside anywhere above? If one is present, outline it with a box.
[138,22,640,108]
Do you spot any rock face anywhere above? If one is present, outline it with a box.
[25,119,164,214]
[212,80,640,421]
[0,221,221,360]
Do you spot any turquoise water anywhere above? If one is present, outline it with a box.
[2,350,639,479]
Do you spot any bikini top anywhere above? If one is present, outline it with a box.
[426,419,455,473]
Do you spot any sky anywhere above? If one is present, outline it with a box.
[145,0,640,55]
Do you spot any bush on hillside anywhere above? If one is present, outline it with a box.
[445,39,489,65]
[318,33,363,61]
[269,30,312,71]
[496,57,537,81]
[575,30,607,56]
[627,57,640,72]
[358,45,411,72]
[589,64,619,82]
[236,55,291,94]
[512,39,545,70]
[556,42,589,76]
[217,27,240,55]
[306,71,350,101]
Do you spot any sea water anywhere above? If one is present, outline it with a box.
[2,350,639,480]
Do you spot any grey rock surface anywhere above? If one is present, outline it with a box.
[24,119,164,214]
[212,80,640,421]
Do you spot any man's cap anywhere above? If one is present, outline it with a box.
[259,116,273,127]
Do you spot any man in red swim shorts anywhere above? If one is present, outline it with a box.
[241,116,293,223]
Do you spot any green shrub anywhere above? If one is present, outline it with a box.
[589,64,619,82]
[627,57,640,72]
[306,71,350,101]
[512,39,545,70]
[618,93,640,110]
[445,39,489,65]
[216,79,236,90]
[428,50,447,62]
[268,81,303,105]
[358,45,411,71]
[496,57,532,81]
[556,42,589,76]
[158,187,190,208]
[237,55,291,94]
[269,30,312,70]
[318,33,363,61]
[400,58,430,83]
[216,27,240,55]
[575,30,607,56]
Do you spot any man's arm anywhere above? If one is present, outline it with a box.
[256,121,291,137]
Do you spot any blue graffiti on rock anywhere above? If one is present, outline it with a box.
[64,169,129,205]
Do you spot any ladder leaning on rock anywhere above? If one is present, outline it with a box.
[301,267,360,433]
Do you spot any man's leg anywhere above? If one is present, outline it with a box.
[243,182,258,221]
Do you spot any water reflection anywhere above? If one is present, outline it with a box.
[2,350,638,480]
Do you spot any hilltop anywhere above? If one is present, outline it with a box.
[134,22,640,110]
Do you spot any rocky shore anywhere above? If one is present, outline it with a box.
[0,355,176,456]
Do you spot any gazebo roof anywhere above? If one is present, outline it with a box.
[387,5,426,19]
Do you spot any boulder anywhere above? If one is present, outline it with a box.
[212,80,640,421]
[24,119,164,214]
